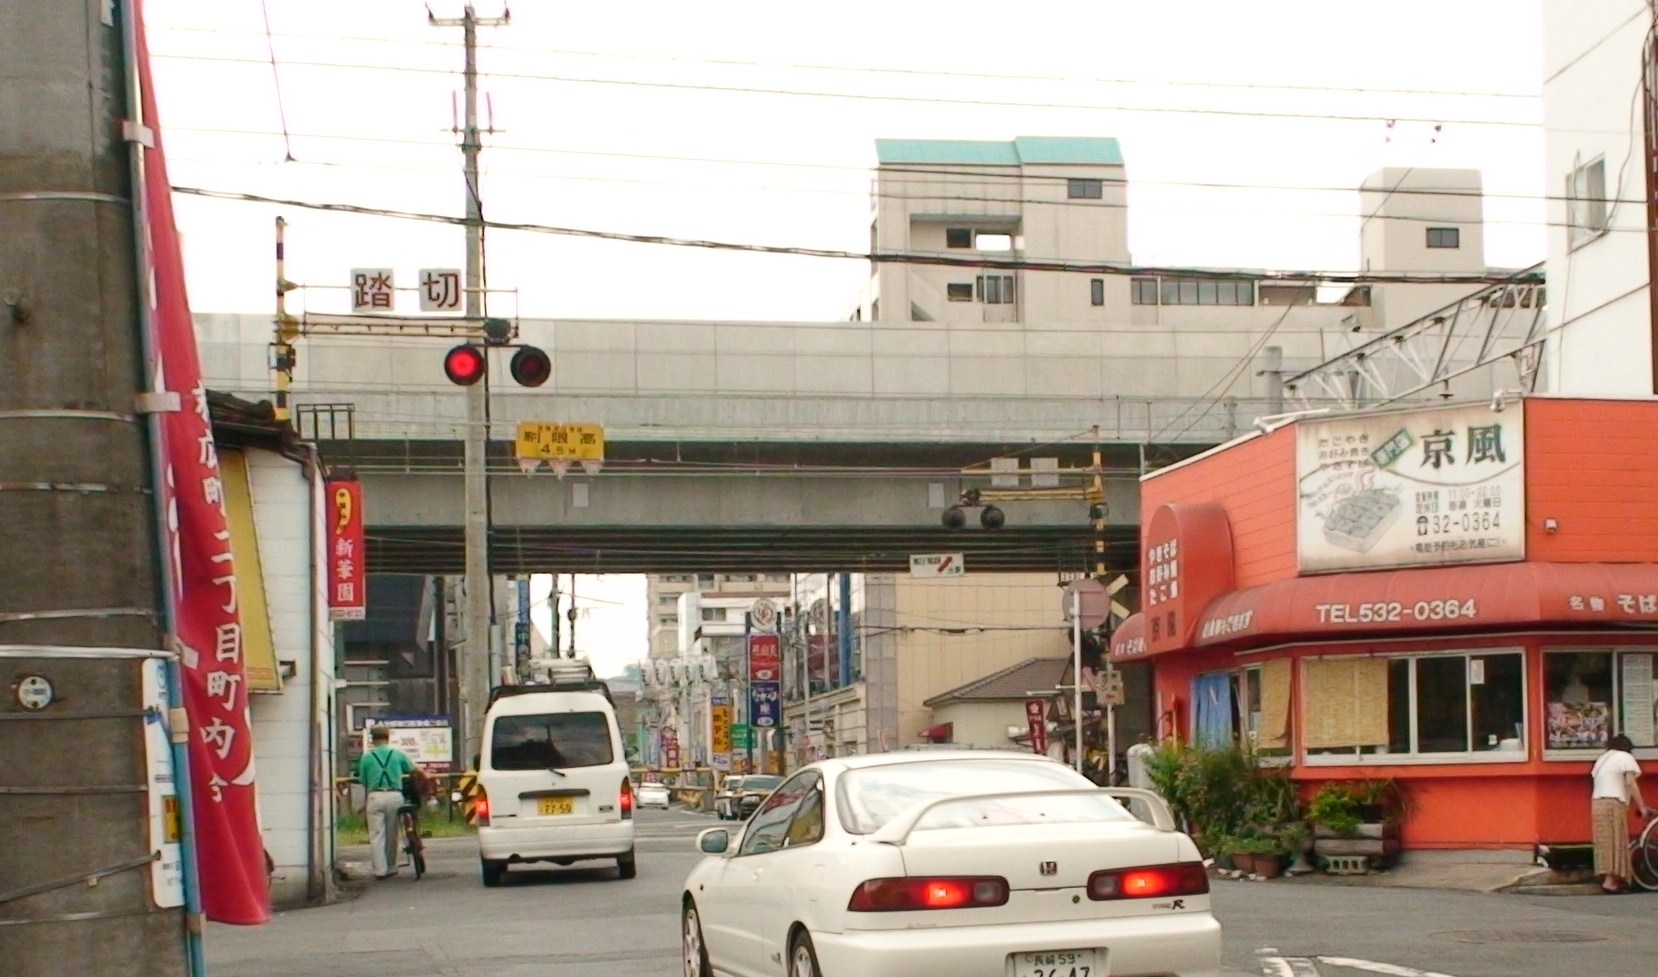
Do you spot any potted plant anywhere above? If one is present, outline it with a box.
[1202,831,1238,872]
[1234,833,1277,876]
[1306,780,1403,869]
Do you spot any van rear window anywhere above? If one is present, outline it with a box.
[491,712,613,770]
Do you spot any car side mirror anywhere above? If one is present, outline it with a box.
[697,827,732,855]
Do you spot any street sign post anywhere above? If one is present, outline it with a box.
[909,552,965,578]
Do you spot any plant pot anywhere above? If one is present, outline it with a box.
[1232,853,1256,873]
[1253,854,1284,878]
[1212,852,1236,871]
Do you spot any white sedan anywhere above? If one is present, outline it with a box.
[639,781,673,809]
[680,750,1220,977]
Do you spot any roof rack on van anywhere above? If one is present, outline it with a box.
[488,657,614,706]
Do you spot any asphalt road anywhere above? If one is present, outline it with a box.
[205,808,1658,977]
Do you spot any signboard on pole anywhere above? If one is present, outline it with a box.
[142,660,185,909]
[711,696,733,771]
[350,268,395,312]
[730,723,752,752]
[750,682,781,728]
[750,598,778,632]
[909,552,965,577]
[1025,699,1048,755]
[748,633,782,682]
[662,729,680,769]
[325,477,367,621]
[514,422,606,462]
[418,268,462,311]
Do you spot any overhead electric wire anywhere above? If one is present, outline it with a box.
[147,51,1545,129]
[169,184,1543,285]
[153,26,1542,101]
[256,0,294,161]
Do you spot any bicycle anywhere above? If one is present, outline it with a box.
[1631,812,1658,892]
[398,801,426,880]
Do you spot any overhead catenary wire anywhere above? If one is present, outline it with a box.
[169,185,1543,285]
[256,0,294,162]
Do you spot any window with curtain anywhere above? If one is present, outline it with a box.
[1193,672,1236,749]
[1305,651,1525,761]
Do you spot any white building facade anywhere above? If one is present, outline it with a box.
[1540,1,1657,395]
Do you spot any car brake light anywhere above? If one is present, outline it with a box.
[1087,862,1209,901]
[847,876,1009,912]
[620,777,634,819]
[475,790,491,828]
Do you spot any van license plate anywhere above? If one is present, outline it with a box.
[538,797,574,816]
[1014,950,1095,977]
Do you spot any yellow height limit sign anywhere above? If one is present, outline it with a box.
[515,422,605,475]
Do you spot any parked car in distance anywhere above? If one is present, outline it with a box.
[714,775,747,820]
[734,774,783,820]
[681,751,1221,977]
[638,779,672,809]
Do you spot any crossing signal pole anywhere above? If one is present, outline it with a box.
[430,2,511,769]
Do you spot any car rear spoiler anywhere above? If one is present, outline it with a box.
[869,787,1177,847]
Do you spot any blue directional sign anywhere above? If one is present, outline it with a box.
[749,681,781,728]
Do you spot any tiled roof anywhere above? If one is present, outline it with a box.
[875,136,1123,167]
[924,657,1070,706]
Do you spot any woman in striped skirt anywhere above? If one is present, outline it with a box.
[1590,734,1650,894]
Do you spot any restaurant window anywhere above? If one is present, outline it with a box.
[1543,649,1658,752]
[1304,650,1525,763]
[1193,671,1236,749]
[1236,661,1293,758]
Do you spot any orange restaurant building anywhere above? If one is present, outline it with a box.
[1108,396,1658,850]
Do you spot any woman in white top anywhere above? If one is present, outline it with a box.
[1590,734,1651,894]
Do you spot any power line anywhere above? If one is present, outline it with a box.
[173,183,1549,284]
[147,51,1545,128]
[256,0,294,162]
[156,122,1615,212]
[153,26,1541,101]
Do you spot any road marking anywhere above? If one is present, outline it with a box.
[1258,947,1321,976]
[1316,958,1462,977]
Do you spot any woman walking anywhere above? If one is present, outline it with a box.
[1591,734,1650,894]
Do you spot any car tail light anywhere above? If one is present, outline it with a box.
[620,777,634,819]
[847,877,1009,912]
[1087,863,1209,901]
[475,790,491,828]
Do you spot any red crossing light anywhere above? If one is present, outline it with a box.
[510,346,552,387]
[444,344,486,386]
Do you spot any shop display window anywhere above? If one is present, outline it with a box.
[1305,650,1525,764]
[1542,649,1657,752]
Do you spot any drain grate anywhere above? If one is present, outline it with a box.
[1435,929,1607,944]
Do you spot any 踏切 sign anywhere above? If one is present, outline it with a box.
[910,552,965,577]
[515,422,605,461]
[350,268,395,313]
[418,268,462,312]
[325,477,366,620]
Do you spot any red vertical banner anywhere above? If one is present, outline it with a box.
[1026,699,1048,755]
[135,3,269,924]
[325,479,366,620]
[747,633,781,681]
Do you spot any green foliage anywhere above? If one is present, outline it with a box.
[1305,779,1404,836]
[1144,744,1304,856]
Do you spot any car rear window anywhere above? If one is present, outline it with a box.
[743,776,782,791]
[490,712,613,770]
[837,758,1131,834]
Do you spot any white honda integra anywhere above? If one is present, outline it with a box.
[680,750,1221,977]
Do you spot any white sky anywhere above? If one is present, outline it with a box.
[147,0,1550,671]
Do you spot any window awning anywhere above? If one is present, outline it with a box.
[919,722,954,742]
[1192,561,1658,648]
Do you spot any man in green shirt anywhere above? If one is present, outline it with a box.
[358,725,418,879]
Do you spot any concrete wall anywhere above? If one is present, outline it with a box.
[245,449,336,908]
[1541,0,1654,395]
[930,700,1030,751]
[893,574,1071,745]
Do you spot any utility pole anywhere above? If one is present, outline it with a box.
[0,3,187,974]
[429,3,509,767]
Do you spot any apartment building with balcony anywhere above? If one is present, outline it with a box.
[645,572,792,659]
[852,137,1524,405]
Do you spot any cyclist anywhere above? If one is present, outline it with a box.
[358,725,418,880]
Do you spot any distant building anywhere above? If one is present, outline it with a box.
[645,573,792,659]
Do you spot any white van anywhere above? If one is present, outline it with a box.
[474,660,636,886]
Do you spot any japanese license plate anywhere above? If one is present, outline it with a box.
[1014,949,1096,977]
[538,797,574,816]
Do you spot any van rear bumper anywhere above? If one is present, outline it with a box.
[478,820,635,862]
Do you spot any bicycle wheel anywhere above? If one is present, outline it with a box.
[1632,818,1658,892]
